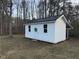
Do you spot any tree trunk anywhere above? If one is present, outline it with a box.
[9,22,12,37]
[9,0,13,37]
[0,13,3,36]
[44,0,46,18]
[0,4,4,36]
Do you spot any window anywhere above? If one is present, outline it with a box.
[28,25,31,32]
[34,28,37,32]
[44,24,47,33]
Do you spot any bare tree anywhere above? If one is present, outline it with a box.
[22,0,26,22]
[9,0,13,37]
[38,0,45,18]
[44,0,47,18]
[0,0,9,35]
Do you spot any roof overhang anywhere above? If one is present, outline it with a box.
[61,15,73,29]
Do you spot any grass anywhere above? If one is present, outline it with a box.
[0,35,79,59]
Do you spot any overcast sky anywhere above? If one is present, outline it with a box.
[71,0,79,4]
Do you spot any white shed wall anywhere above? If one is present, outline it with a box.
[25,23,55,43]
[54,16,66,43]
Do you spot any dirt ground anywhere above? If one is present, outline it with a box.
[0,35,79,59]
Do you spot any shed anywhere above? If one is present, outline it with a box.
[25,15,73,44]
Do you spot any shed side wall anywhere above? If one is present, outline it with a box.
[25,23,55,43]
[54,17,66,43]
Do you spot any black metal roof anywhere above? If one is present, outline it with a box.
[25,15,73,29]
[26,16,57,24]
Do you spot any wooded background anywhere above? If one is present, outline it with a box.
[0,0,79,37]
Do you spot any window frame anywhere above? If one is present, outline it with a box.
[44,24,47,33]
[28,25,31,32]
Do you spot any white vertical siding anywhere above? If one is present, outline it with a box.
[25,16,67,43]
[54,17,66,43]
[25,23,55,43]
